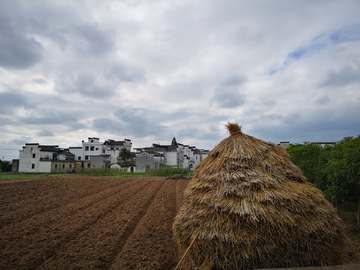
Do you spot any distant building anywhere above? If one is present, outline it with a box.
[69,137,132,169]
[313,142,336,148]
[277,141,336,149]
[12,159,19,173]
[18,143,75,173]
[277,142,291,148]
[135,137,209,173]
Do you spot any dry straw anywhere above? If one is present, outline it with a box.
[173,123,345,270]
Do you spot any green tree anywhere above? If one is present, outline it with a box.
[0,160,12,172]
[119,148,133,166]
[286,142,322,183]
[325,136,360,226]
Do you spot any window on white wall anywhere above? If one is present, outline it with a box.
[32,164,35,169]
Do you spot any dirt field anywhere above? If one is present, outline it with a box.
[0,176,188,270]
[1,175,360,270]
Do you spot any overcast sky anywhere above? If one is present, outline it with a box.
[1,0,360,161]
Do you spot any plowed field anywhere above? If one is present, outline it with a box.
[0,176,189,270]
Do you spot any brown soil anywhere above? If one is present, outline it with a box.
[1,176,359,270]
[0,176,188,270]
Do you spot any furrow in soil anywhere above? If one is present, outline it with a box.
[0,176,131,228]
[110,179,178,270]
[36,178,166,270]
[0,177,151,269]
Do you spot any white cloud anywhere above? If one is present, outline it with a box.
[0,0,360,161]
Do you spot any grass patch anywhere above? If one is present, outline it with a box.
[0,173,75,180]
[149,167,189,177]
[76,168,146,177]
[0,174,43,180]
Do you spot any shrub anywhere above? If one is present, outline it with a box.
[76,168,127,176]
[149,167,189,177]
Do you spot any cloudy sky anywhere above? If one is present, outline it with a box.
[1,0,360,161]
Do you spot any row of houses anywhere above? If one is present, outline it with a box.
[14,136,209,173]
[277,141,336,148]
[134,137,209,172]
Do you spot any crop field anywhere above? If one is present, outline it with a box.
[2,175,360,270]
[0,176,189,270]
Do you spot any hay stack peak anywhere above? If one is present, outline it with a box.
[173,123,345,270]
[225,122,242,136]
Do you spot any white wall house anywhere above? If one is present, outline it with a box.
[69,137,132,169]
[18,143,75,173]
[135,137,209,172]
[19,143,57,173]
[277,141,336,149]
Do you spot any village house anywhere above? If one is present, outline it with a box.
[68,137,132,169]
[135,137,209,173]
[18,143,76,173]
[277,141,336,149]
[17,137,133,173]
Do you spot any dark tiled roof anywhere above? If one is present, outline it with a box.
[58,149,75,156]
[152,144,177,152]
[39,145,59,152]
[103,140,125,146]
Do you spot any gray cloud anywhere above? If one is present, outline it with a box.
[0,117,14,126]
[19,110,85,129]
[73,24,114,56]
[0,0,359,153]
[92,107,166,138]
[312,94,330,105]
[211,74,247,108]
[104,64,146,83]
[221,74,247,87]
[0,15,43,69]
[9,137,33,146]
[56,72,115,98]
[176,124,223,144]
[248,103,360,145]
[32,78,48,84]
[0,92,33,114]
[115,107,165,137]
[37,130,55,137]
[320,64,360,88]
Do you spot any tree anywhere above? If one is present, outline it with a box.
[325,136,360,226]
[119,148,133,166]
[286,142,322,183]
[286,137,360,225]
[0,160,12,172]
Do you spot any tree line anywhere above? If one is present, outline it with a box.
[286,136,360,225]
[0,160,12,172]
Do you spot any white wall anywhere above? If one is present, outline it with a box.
[103,147,123,164]
[83,139,103,160]
[19,144,40,173]
[69,147,83,161]
[164,151,177,166]
[39,161,52,173]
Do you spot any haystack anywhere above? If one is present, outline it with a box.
[173,123,345,270]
